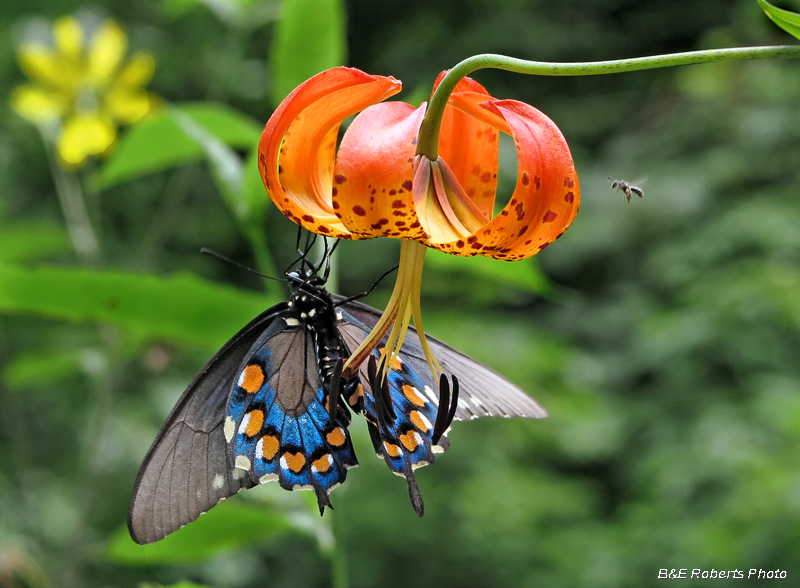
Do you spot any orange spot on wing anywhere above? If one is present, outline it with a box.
[312,455,332,473]
[283,452,306,472]
[260,435,279,460]
[399,431,420,452]
[402,384,426,407]
[326,427,346,447]
[348,384,364,406]
[240,364,265,393]
[409,410,429,432]
[244,410,264,437]
[383,441,401,457]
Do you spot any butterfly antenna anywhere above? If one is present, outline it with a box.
[333,265,399,307]
[200,248,287,282]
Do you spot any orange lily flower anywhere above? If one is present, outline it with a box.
[258,66,579,376]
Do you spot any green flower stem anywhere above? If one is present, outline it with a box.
[42,137,100,262]
[416,45,800,160]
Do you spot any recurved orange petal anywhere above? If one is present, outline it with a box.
[259,67,402,238]
[432,98,579,260]
[333,102,427,240]
[436,74,499,219]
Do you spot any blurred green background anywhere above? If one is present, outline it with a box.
[2,0,800,586]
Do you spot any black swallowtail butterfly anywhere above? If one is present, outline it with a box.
[128,249,546,544]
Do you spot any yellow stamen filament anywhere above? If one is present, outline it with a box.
[342,239,442,381]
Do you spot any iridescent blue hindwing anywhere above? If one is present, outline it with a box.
[225,318,357,512]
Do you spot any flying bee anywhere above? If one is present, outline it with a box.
[608,177,645,203]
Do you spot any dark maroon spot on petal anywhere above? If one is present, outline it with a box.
[467,236,477,243]
[278,165,283,174]
[538,242,550,251]
[332,187,338,197]
[543,210,557,223]
[481,171,491,183]
[371,189,377,195]
[392,200,405,208]
[335,175,347,185]
[564,177,574,188]
[370,196,374,203]
[402,180,413,191]
[565,191,574,203]
[395,221,406,227]
[521,173,530,186]
[518,225,529,237]
[379,218,389,225]
[393,211,405,216]
[318,225,330,233]
[353,206,366,216]
[371,223,382,229]
[501,210,509,216]
[259,153,266,167]
[471,242,482,249]
[456,240,465,248]
[332,200,340,209]
[524,239,532,245]
[389,189,397,196]
[410,221,421,228]
[534,175,541,190]
[302,215,314,223]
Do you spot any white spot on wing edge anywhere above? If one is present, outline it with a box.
[285,317,300,326]
[422,385,439,405]
[335,310,343,321]
[212,473,225,490]
[224,416,236,443]
[234,455,251,470]
[237,412,251,435]
[259,473,278,484]
[292,484,313,491]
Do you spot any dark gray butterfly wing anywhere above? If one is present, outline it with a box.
[128,304,288,545]
[334,297,547,421]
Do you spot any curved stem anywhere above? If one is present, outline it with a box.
[416,45,800,159]
[42,135,100,262]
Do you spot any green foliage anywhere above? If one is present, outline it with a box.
[2,0,800,587]
[107,501,294,564]
[95,103,262,190]
[0,264,273,346]
[758,0,800,40]
[0,223,71,263]
[269,0,347,104]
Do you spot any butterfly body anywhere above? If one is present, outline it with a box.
[129,267,547,544]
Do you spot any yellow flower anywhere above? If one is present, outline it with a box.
[10,16,157,168]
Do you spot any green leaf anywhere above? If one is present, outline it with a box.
[2,350,83,391]
[243,148,269,222]
[758,0,800,40]
[141,582,213,588]
[0,264,277,347]
[107,501,293,565]
[171,111,249,222]
[0,223,71,262]
[425,249,552,296]
[95,103,263,189]
[270,0,347,105]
